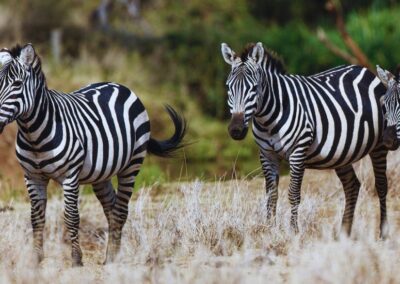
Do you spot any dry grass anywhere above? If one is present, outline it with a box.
[0,152,400,283]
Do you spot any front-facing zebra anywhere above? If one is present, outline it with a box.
[221,42,388,237]
[0,44,186,266]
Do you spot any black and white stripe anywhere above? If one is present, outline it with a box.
[0,44,186,266]
[222,42,388,237]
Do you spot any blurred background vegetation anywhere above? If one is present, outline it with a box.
[0,0,399,198]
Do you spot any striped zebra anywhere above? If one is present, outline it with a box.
[221,42,388,237]
[376,65,400,150]
[0,44,186,266]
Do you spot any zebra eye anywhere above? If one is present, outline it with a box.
[12,80,23,87]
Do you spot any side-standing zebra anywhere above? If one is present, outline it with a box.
[221,42,389,237]
[0,44,186,266]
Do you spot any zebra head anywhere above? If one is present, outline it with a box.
[0,44,39,134]
[377,65,400,150]
[221,42,265,140]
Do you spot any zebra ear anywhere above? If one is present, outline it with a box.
[221,43,236,65]
[0,50,12,65]
[20,44,35,67]
[251,42,264,64]
[376,65,393,88]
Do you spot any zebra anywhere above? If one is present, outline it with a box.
[376,65,400,150]
[0,44,186,266]
[221,42,389,237]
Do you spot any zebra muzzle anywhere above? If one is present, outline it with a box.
[228,113,248,140]
[383,125,399,150]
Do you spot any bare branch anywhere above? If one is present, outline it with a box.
[325,0,372,70]
[317,28,358,65]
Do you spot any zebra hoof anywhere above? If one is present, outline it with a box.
[103,255,116,265]
[35,251,44,265]
[379,223,389,240]
[103,258,113,265]
[72,260,83,267]
[290,222,299,234]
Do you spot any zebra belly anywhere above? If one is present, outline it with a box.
[16,138,85,183]
[305,116,381,169]
[304,126,377,169]
[17,83,151,185]
[253,96,382,169]
[77,108,150,184]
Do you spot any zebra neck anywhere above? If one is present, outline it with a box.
[254,73,295,134]
[17,86,50,136]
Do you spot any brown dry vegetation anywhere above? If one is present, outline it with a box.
[0,152,400,283]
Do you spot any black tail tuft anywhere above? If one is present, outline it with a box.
[147,105,187,158]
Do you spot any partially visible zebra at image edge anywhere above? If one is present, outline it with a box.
[221,42,389,237]
[0,43,186,266]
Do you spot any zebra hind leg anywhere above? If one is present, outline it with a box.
[104,156,144,264]
[369,146,389,239]
[335,165,361,237]
[93,180,116,263]
[92,180,116,225]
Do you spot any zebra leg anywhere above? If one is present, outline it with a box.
[369,146,389,239]
[335,165,361,236]
[104,157,144,264]
[26,177,49,263]
[288,157,305,234]
[260,150,280,220]
[92,180,116,225]
[62,177,83,267]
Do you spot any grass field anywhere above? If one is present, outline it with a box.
[0,151,399,283]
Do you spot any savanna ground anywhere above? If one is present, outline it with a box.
[0,151,399,283]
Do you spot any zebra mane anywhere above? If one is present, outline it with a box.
[395,64,400,82]
[0,44,23,58]
[9,44,23,58]
[239,43,286,74]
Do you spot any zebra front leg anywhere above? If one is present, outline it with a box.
[62,177,83,267]
[260,150,280,220]
[335,165,361,236]
[26,177,49,264]
[370,146,389,239]
[288,158,305,234]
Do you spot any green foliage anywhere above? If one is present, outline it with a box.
[142,2,400,119]
[346,8,400,71]
[151,4,400,121]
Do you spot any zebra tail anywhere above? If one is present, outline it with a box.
[147,105,187,157]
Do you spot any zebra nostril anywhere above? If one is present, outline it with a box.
[228,125,248,140]
[230,128,242,137]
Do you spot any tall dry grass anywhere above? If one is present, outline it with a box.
[0,151,399,283]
